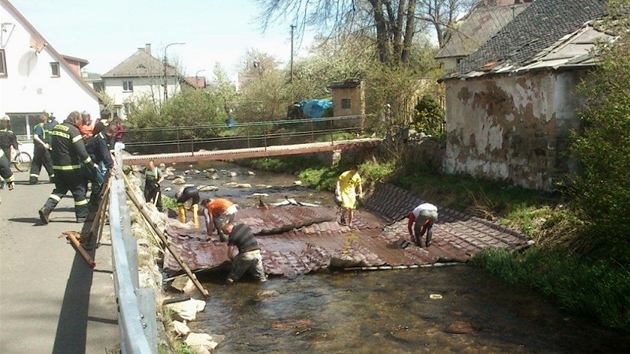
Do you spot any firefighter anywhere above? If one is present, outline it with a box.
[175,185,200,226]
[0,149,15,191]
[29,113,55,184]
[143,160,164,211]
[85,124,116,205]
[0,115,18,164]
[39,111,98,224]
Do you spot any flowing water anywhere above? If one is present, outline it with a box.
[161,161,630,353]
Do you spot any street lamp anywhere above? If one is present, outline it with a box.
[163,42,185,102]
[195,69,206,89]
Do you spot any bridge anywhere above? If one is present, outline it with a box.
[122,115,381,165]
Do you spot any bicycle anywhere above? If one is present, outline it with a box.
[12,149,32,172]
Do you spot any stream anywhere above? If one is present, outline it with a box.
[158,161,630,353]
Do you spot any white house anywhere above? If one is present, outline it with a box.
[0,0,100,153]
[102,44,188,119]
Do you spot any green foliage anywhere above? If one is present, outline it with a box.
[570,1,630,262]
[161,195,177,210]
[472,249,630,331]
[413,95,445,136]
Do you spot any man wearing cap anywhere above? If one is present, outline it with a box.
[29,113,56,184]
[408,203,439,247]
[39,111,98,224]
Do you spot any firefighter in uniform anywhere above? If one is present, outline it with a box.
[0,149,15,191]
[29,113,55,184]
[39,111,97,224]
[0,115,18,165]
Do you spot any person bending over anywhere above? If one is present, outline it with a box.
[408,203,438,247]
[223,222,267,284]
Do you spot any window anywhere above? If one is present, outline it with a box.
[93,81,104,92]
[123,80,134,92]
[341,98,351,110]
[50,62,60,77]
[0,50,7,77]
[124,103,134,115]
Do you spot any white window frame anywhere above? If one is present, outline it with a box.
[123,80,134,92]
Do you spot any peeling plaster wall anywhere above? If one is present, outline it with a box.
[443,71,584,190]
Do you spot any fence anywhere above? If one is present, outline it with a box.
[110,142,157,353]
[123,115,368,154]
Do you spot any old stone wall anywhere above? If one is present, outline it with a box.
[443,70,584,190]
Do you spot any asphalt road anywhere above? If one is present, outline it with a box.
[0,171,119,353]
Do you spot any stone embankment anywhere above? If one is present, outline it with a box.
[125,171,224,354]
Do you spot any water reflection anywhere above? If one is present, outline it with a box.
[191,267,629,354]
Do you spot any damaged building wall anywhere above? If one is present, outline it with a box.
[443,70,584,190]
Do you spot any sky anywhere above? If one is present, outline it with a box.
[9,0,314,81]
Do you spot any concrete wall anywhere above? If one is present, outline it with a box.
[332,84,365,117]
[443,70,584,190]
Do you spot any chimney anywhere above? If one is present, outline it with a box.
[145,43,151,54]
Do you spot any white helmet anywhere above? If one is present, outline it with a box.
[0,115,9,121]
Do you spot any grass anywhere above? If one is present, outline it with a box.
[472,248,630,331]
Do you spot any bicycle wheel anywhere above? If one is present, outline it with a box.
[13,151,32,172]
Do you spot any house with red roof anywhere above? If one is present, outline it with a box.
[0,0,100,150]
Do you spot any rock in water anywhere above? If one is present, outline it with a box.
[236,183,252,188]
[444,321,473,334]
[224,182,238,188]
[172,177,187,185]
[227,171,238,177]
[166,299,206,321]
[247,171,256,176]
[198,185,219,192]
[185,333,224,353]
[294,181,303,185]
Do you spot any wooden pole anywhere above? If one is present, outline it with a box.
[96,191,110,246]
[123,176,209,298]
[62,231,96,269]
[89,178,112,239]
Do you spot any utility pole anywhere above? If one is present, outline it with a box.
[290,24,296,83]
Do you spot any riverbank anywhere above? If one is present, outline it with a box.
[237,154,630,332]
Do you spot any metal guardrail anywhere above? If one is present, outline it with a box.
[110,142,157,354]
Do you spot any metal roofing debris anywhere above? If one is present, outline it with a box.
[163,184,532,276]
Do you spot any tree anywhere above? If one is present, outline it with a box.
[571,0,630,261]
[255,0,475,64]
[417,0,477,48]
[236,49,287,121]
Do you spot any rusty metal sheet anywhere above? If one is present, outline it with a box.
[163,184,532,276]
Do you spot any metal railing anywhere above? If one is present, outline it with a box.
[123,115,369,154]
[110,142,157,354]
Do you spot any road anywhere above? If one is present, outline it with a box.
[0,171,119,354]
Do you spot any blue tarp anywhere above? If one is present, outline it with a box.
[300,100,332,119]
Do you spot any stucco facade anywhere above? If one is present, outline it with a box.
[331,80,365,117]
[443,70,584,190]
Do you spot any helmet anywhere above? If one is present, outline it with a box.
[0,115,9,121]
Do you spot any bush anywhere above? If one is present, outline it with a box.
[472,248,630,330]
[571,3,630,262]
